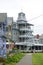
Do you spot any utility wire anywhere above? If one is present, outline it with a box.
[28,14,43,21]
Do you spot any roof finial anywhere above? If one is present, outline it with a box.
[21,9,23,12]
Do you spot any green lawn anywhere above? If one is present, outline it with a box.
[32,53,43,65]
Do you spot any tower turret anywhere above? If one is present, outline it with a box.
[17,12,26,21]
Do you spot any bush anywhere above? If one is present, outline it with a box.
[6,53,24,64]
[12,48,18,50]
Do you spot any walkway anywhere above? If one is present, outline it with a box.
[16,53,32,65]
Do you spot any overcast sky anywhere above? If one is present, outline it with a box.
[0,0,43,35]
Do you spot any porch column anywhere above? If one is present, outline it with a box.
[41,46,42,50]
[31,45,32,51]
[26,46,30,51]
[19,45,21,50]
[38,46,39,52]
[33,46,35,53]
[41,46,43,52]
[42,46,43,52]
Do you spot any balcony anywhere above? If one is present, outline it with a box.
[20,28,33,32]
[17,21,27,24]
[18,17,26,21]
[19,35,33,38]
[15,42,33,46]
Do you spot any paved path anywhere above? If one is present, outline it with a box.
[16,53,32,65]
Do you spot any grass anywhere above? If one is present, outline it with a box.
[32,53,43,65]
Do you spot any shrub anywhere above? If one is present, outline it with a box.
[6,53,24,64]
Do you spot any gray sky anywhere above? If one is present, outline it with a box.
[0,0,43,35]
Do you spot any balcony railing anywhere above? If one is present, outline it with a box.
[20,28,33,32]
[18,17,26,21]
[19,35,33,38]
[17,21,27,24]
[15,42,33,46]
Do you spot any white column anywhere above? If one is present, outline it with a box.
[19,46,21,50]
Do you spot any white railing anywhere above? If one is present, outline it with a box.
[18,17,26,21]
[20,28,32,31]
[19,35,33,38]
[17,21,27,24]
[15,42,33,46]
